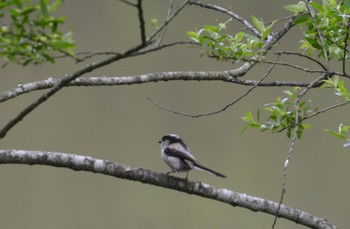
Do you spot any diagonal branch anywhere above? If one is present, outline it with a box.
[0,149,337,229]
[0,42,149,139]
[117,0,137,7]
[0,1,191,139]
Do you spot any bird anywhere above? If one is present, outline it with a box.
[159,134,226,180]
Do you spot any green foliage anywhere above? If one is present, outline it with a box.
[321,76,350,146]
[325,123,350,139]
[0,0,75,66]
[325,124,350,147]
[285,0,350,60]
[321,75,350,101]
[242,87,314,139]
[186,18,268,63]
[188,0,350,143]
[150,18,159,28]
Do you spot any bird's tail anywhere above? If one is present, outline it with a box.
[194,163,226,178]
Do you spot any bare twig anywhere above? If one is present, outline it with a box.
[275,51,328,71]
[146,55,281,118]
[155,0,174,47]
[134,41,198,56]
[262,61,328,74]
[0,149,338,229]
[188,0,261,37]
[272,73,331,228]
[148,0,189,42]
[117,0,137,7]
[137,0,147,45]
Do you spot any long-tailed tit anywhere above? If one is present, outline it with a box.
[159,134,226,179]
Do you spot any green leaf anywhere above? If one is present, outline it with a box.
[251,15,264,33]
[13,0,23,8]
[40,0,49,18]
[241,125,249,134]
[305,37,322,49]
[242,111,254,122]
[235,32,244,42]
[293,14,310,25]
[284,3,307,13]
[50,0,63,12]
[345,0,350,10]
[186,31,199,42]
[151,18,158,28]
[325,129,347,139]
[203,25,219,34]
[309,2,323,12]
[301,124,312,129]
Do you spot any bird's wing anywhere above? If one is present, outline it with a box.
[164,143,197,162]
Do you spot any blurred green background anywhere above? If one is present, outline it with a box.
[0,0,349,228]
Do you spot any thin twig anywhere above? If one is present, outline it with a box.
[148,0,189,42]
[277,101,349,134]
[342,18,350,76]
[271,73,331,228]
[262,61,328,74]
[275,51,328,71]
[132,41,198,56]
[137,0,147,45]
[117,0,137,7]
[146,55,281,118]
[188,0,261,37]
[155,0,174,47]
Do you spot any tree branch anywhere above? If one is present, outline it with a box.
[137,0,147,45]
[0,42,149,139]
[0,149,337,229]
[1,63,324,104]
[0,0,192,138]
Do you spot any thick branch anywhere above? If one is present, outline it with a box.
[0,150,337,229]
[1,67,320,103]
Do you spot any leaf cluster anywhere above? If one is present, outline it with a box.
[186,18,268,63]
[321,75,350,100]
[242,87,314,139]
[286,0,350,59]
[0,0,75,66]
